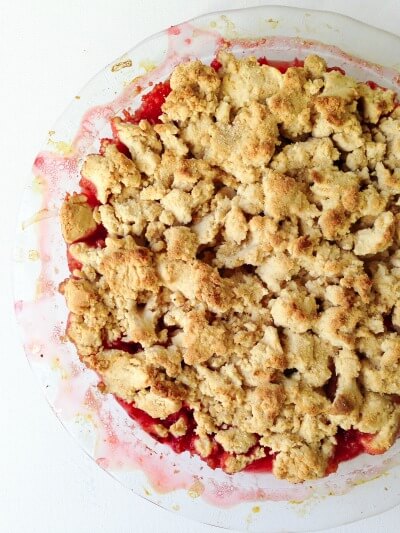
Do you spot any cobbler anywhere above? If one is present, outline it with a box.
[60,53,400,483]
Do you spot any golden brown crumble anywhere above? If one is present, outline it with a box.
[60,53,400,483]
[60,194,97,244]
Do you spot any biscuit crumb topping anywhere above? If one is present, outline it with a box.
[60,53,400,483]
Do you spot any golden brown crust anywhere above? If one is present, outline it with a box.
[273,441,334,483]
[60,194,97,244]
[204,101,280,183]
[181,310,230,365]
[218,51,283,110]
[162,60,221,121]
[61,53,400,484]
[100,247,159,298]
[82,143,141,203]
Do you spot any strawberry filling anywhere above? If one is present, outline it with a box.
[327,429,370,474]
[257,56,304,71]
[122,81,171,125]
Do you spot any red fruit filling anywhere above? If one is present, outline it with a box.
[122,81,171,125]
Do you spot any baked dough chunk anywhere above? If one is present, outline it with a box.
[93,349,152,401]
[361,335,400,394]
[60,194,97,243]
[357,83,396,124]
[218,51,283,109]
[162,60,221,121]
[205,101,280,183]
[82,143,141,203]
[60,53,400,484]
[164,226,198,260]
[270,287,317,333]
[112,118,162,176]
[268,66,320,139]
[273,441,334,483]
[181,310,230,365]
[271,137,340,174]
[263,170,318,220]
[353,211,395,256]
[378,113,400,170]
[100,247,159,298]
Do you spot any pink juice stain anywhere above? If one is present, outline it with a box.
[168,26,181,36]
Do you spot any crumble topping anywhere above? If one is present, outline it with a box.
[60,194,97,244]
[60,53,400,483]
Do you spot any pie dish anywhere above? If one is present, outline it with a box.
[14,6,400,531]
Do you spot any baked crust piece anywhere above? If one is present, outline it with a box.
[60,194,97,244]
[60,53,400,483]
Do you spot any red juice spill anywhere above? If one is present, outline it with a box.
[244,454,274,473]
[116,399,233,470]
[118,399,374,474]
[122,81,171,125]
[366,80,386,91]
[327,428,373,474]
[100,136,131,158]
[257,56,268,66]
[327,66,346,75]
[392,395,400,405]
[257,57,304,72]
[66,224,107,273]
[67,247,83,272]
[168,26,181,36]
[210,58,222,71]
[79,177,99,207]
[106,339,143,355]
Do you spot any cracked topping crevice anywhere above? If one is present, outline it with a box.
[60,52,400,483]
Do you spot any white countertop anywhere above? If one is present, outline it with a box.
[1,0,399,531]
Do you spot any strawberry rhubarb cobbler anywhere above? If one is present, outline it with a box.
[59,52,400,483]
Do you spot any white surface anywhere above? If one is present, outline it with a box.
[1,1,399,532]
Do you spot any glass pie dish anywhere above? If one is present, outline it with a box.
[14,5,400,532]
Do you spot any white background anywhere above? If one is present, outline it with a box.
[1,1,399,532]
